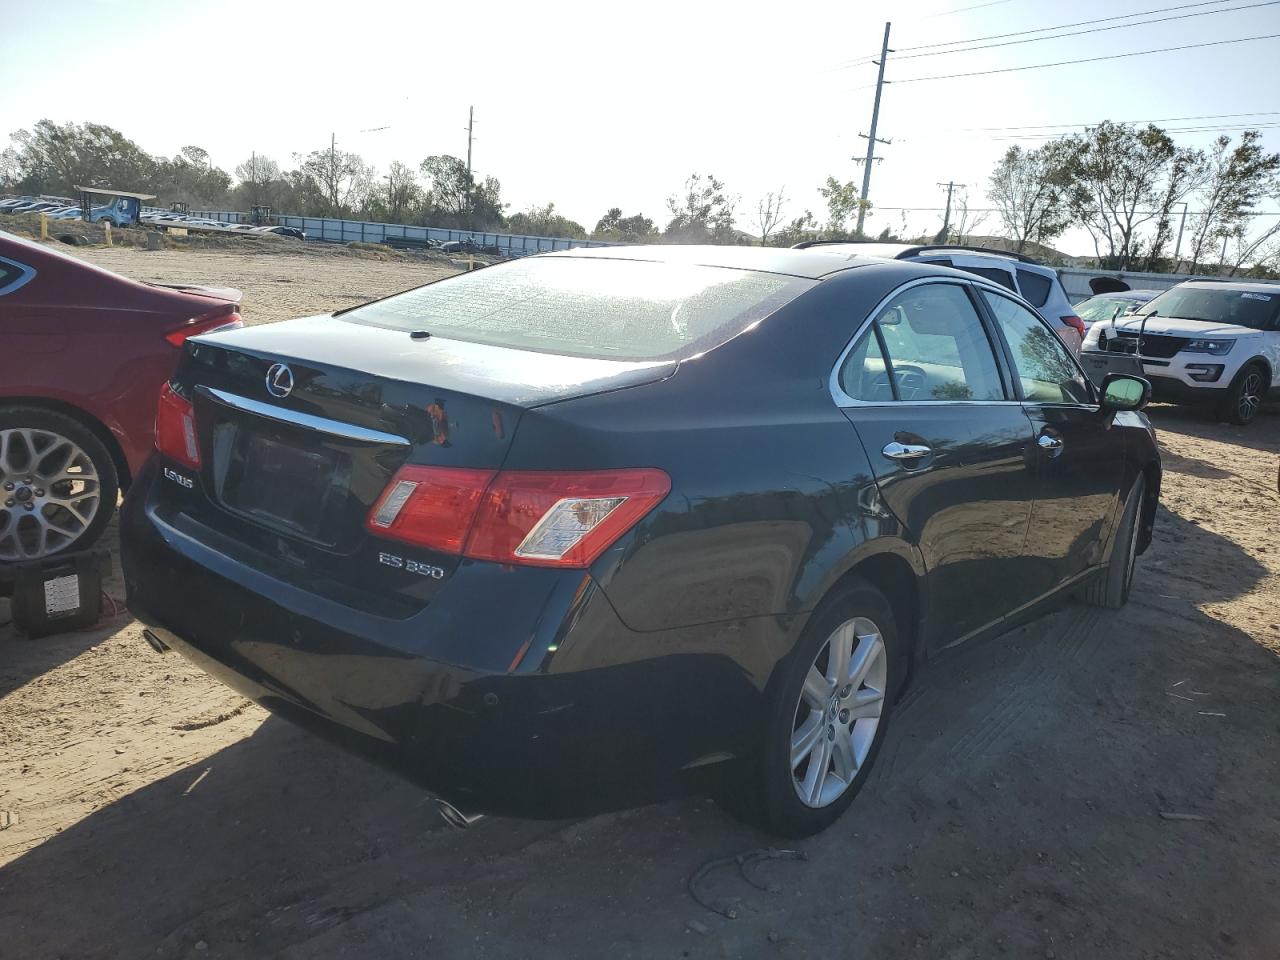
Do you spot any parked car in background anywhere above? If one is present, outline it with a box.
[794,242,1087,351]
[123,245,1159,837]
[251,225,306,240]
[1076,290,1161,329]
[1081,279,1279,424]
[0,229,242,561]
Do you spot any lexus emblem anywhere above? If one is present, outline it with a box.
[265,363,294,399]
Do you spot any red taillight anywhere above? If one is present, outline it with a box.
[1061,315,1087,340]
[366,466,495,553]
[155,383,201,468]
[367,466,671,568]
[164,309,243,347]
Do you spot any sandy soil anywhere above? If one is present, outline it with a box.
[1,244,1278,959]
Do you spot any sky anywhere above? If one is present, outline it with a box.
[3,0,1279,256]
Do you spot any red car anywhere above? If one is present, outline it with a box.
[0,230,241,561]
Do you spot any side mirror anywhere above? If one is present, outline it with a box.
[1099,373,1150,412]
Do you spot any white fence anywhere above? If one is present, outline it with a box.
[1057,266,1228,302]
[175,209,608,254]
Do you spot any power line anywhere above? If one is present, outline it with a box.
[837,0,1232,66]
[927,0,1015,17]
[899,0,1231,52]
[956,111,1280,131]
[980,122,1280,141]
[889,0,1278,61]
[891,32,1280,83]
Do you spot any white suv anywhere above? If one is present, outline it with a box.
[794,243,1087,351]
[1081,280,1279,425]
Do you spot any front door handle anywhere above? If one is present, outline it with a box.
[1038,434,1064,452]
[882,441,932,461]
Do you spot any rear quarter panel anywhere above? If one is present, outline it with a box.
[503,267,927,640]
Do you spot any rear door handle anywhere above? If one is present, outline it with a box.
[1037,434,1064,451]
[882,441,932,461]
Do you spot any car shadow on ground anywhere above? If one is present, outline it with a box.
[1,504,1277,960]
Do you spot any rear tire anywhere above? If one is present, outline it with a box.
[0,407,118,562]
[718,579,904,838]
[1218,363,1266,425]
[1079,474,1145,610]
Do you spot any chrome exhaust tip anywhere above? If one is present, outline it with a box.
[142,629,170,654]
[435,798,484,829]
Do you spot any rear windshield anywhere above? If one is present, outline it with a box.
[339,256,815,360]
[1135,286,1280,330]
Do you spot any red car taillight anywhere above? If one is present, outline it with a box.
[367,466,671,568]
[1061,315,1087,341]
[155,383,201,468]
[164,308,243,347]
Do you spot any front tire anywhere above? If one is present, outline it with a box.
[0,408,118,562]
[1219,363,1266,425]
[724,580,903,838]
[1079,474,1145,610]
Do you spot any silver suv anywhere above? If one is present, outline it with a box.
[795,243,1086,351]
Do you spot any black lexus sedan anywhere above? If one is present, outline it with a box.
[121,246,1160,837]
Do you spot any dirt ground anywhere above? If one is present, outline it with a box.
[1,243,1278,959]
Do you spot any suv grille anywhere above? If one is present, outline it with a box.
[1099,330,1187,359]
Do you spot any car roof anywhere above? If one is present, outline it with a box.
[1090,289,1161,300]
[791,240,1053,270]
[1177,279,1280,294]
[545,244,878,280]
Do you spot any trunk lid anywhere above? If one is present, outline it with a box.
[160,316,675,614]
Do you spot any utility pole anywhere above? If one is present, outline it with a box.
[329,132,337,216]
[937,181,963,241]
[855,22,892,238]
[464,106,475,229]
[1171,201,1189,272]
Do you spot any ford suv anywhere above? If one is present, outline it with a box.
[1081,280,1279,424]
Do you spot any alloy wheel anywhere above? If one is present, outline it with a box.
[790,616,887,808]
[1238,370,1263,423]
[0,427,101,561]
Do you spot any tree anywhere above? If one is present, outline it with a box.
[818,177,863,237]
[301,142,373,217]
[1142,145,1207,271]
[987,143,1072,255]
[234,154,282,207]
[8,119,156,196]
[1185,131,1280,273]
[592,208,657,243]
[753,188,788,246]
[419,155,505,229]
[948,191,988,245]
[382,161,422,222]
[664,173,736,244]
[1222,219,1280,276]
[507,202,587,239]
[155,145,231,207]
[1062,122,1181,269]
[770,210,819,248]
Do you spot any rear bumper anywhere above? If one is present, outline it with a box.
[121,460,784,817]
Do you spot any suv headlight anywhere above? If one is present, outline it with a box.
[1181,338,1234,355]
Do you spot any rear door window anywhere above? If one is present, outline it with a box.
[840,283,1006,402]
[956,265,1016,291]
[1015,269,1053,308]
[339,256,815,361]
[982,291,1092,404]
